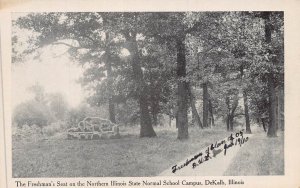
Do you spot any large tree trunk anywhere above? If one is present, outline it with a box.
[267,73,277,137]
[176,38,189,140]
[231,99,238,131]
[261,118,267,132]
[226,97,238,132]
[104,33,116,123]
[226,115,231,131]
[108,98,116,123]
[243,91,251,133]
[208,99,215,126]
[240,67,251,133]
[203,82,209,128]
[188,85,203,128]
[125,32,156,137]
[263,12,277,137]
[229,115,234,131]
[226,97,230,131]
[139,96,156,137]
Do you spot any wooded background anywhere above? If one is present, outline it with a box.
[12,12,284,139]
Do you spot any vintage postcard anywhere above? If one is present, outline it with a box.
[1,0,300,188]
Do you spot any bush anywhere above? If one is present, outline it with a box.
[13,100,54,128]
[43,122,63,137]
[12,121,68,142]
[12,124,43,142]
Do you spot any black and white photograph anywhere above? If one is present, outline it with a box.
[9,11,285,179]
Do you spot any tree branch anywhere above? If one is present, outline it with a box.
[52,42,82,49]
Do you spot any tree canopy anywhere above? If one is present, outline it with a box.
[13,12,284,138]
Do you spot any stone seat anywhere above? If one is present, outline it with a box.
[67,117,120,140]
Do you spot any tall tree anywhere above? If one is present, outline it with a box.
[15,12,158,137]
[208,99,215,126]
[105,13,158,137]
[202,81,209,127]
[263,12,277,137]
[249,12,284,136]
[148,12,225,138]
[176,36,189,139]
[144,13,190,139]
[15,13,120,123]
[124,31,156,137]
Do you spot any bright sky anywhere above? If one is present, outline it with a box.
[11,13,87,109]
[11,13,132,109]
[12,45,85,108]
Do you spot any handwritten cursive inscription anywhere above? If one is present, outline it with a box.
[171,130,249,173]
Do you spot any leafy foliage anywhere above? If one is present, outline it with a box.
[13,100,54,128]
[13,12,284,137]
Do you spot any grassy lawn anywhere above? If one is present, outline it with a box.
[13,126,231,177]
[224,130,284,176]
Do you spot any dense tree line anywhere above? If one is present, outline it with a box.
[13,12,284,139]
